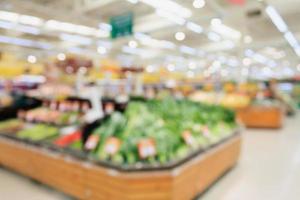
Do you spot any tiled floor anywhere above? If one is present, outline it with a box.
[0,114,299,200]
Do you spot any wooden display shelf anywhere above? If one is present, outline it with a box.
[0,134,241,200]
[237,105,284,129]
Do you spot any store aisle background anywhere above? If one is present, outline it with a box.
[0,114,299,200]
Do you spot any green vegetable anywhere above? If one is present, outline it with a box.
[17,124,58,141]
[88,98,236,166]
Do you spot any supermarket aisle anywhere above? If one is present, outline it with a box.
[202,114,300,200]
[0,115,299,200]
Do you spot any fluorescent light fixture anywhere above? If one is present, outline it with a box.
[46,20,108,38]
[127,0,139,4]
[211,22,241,40]
[284,31,299,48]
[140,0,192,18]
[19,15,43,26]
[99,23,112,31]
[97,41,112,49]
[16,24,40,35]
[180,45,196,55]
[0,35,52,49]
[0,11,19,22]
[207,32,221,42]
[97,46,107,54]
[175,32,186,41]
[27,55,37,63]
[0,20,40,35]
[156,9,186,25]
[265,5,288,33]
[0,20,13,29]
[59,33,92,45]
[186,22,203,33]
[193,0,205,9]
[135,32,176,49]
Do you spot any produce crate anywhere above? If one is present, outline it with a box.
[237,105,284,129]
[0,133,241,200]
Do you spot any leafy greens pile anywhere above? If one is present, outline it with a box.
[88,98,236,166]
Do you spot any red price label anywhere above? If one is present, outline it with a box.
[104,137,121,155]
[85,135,100,150]
[201,126,211,138]
[182,130,195,147]
[138,139,156,159]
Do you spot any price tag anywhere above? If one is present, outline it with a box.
[104,137,121,155]
[85,135,100,150]
[201,126,211,138]
[182,130,195,147]
[138,139,156,159]
[105,102,115,114]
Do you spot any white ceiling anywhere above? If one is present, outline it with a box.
[0,0,299,79]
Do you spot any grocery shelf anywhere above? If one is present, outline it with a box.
[0,132,241,200]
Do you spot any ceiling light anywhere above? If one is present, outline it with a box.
[57,53,66,61]
[140,0,192,18]
[128,40,138,48]
[297,64,300,72]
[0,11,19,22]
[19,15,43,26]
[0,35,52,49]
[180,45,196,55]
[27,55,37,63]
[97,46,107,54]
[16,25,40,35]
[207,32,221,42]
[244,35,253,44]
[175,32,186,41]
[59,33,92,45]
[98,23,112,31]
[167,64,175,71]
[284,31,299,48]
[211,22,241,40]
[265,5,288,33]
[127,0,139,4]
[186,22,203,33]
[193,0,205,8]
[211,18,222,26]
[156,9,186,25]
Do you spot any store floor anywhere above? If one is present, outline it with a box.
[0,114,300,200]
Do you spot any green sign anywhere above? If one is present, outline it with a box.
[110,12,133,39]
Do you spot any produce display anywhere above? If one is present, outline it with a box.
[17,124,58,141]
[0,119,24,134]
[189,91,218,104]
[85,98,237,166]
[18,108,81,126]
[220,93,251,109]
